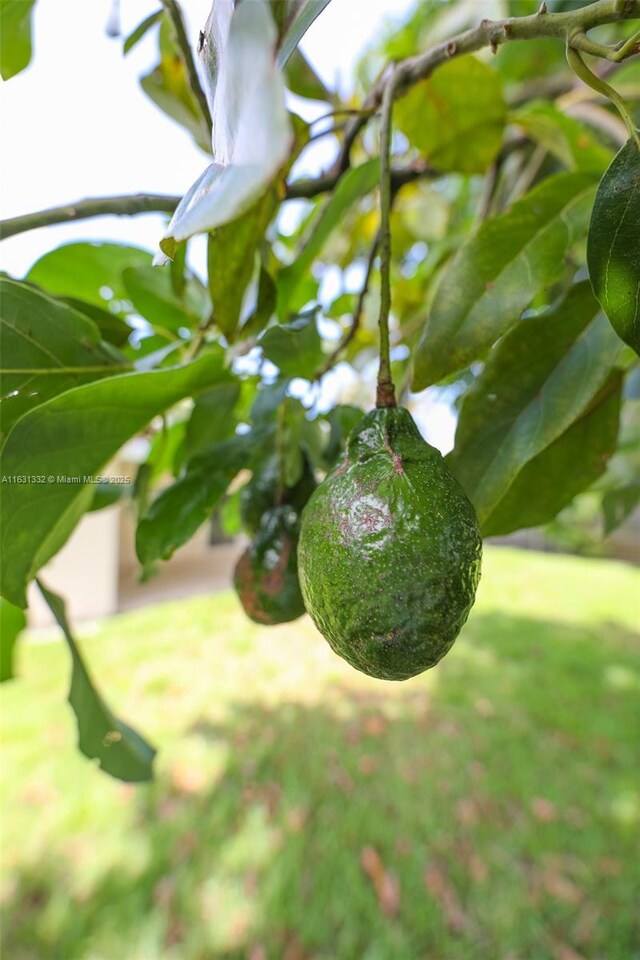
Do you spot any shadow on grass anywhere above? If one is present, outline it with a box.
[2,612,639,960]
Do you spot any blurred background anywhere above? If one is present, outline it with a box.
[1,2,639,958]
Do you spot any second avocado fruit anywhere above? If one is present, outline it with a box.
[234,405,482,681]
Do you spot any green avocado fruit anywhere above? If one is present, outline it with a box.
[234,505,305,625]
[298,406,482,680]
[240,454,317,536]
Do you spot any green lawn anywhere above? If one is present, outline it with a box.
[1,547,639,960]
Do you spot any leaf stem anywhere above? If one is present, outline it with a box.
[376,70,400,410]
[160,0,212,136]
[566,44,640,148]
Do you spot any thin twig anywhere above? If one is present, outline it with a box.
[376,69,400,410]
[286,160,435,200]
[315,232,380,380]
[0,194,181,241]
[160,0,212,135]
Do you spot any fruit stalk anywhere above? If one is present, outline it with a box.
[376,68,399,409]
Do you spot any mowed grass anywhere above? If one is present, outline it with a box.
[1,547,639,960]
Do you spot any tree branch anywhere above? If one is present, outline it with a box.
[0,164,436,241]
[160,0,212,135]
[0,195,181,241]
[336,0,640,173]
[286,160,435,200]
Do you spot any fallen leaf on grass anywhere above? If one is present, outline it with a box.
[549,937,587,960]
[531,797,557,822]
[358,754,378,775]
[542,872,583,904]
[424,859,469,933]
[363,714,387,736]
[361,845,401,917]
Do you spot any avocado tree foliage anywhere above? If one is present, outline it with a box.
[0,0,639,780]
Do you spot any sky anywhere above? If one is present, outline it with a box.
[0,0,415,277]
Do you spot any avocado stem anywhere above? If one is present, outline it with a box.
[376,67,399,409]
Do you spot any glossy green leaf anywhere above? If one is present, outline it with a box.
[37,581,155,782]
[26,242,152,311]
[482,372,622,535]
[278,159,379,316]
[0,279,129,441]
[123,8,162,55]
[0,0,36,80]
[412,173,597,388]
[587,138,640,354]
[184,383,241,459]
[395,56,506,175]
[0,597,26,682]
[60,298,132,347]
[0,352,227,608]
[447,282,622,525]
[136,433,257,565]
[602,480,640,535]
[207,190,278,341]
[122,265,207,332]
[260,313,323,380]
[512,101,612,174]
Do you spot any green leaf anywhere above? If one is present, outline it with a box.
[482,372,622,535]
[412,172,597,388]
[140,15,210,154]
[136,433,257,565]
[240,266,277,338]
[447,282,622,526]
[278,159,380,315]
[60,298,132,347]
[587,138,640,354]
[123,8,162,55]
[285,47,331,101]
[27,242,152,311]
[0,597,26,682]
[0,0,36,80]
[0,352,227,607]
[0,279,129,441]
[260,313,323,379]
[184,383,241,459]
[122,265,207,332]
[512,101,612,174]
[88,481,128,514]
[207,190,278,341]
[395,56,506,175]
[277,0,333,68]
[602,480,640,535]
[37,581,155,782]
